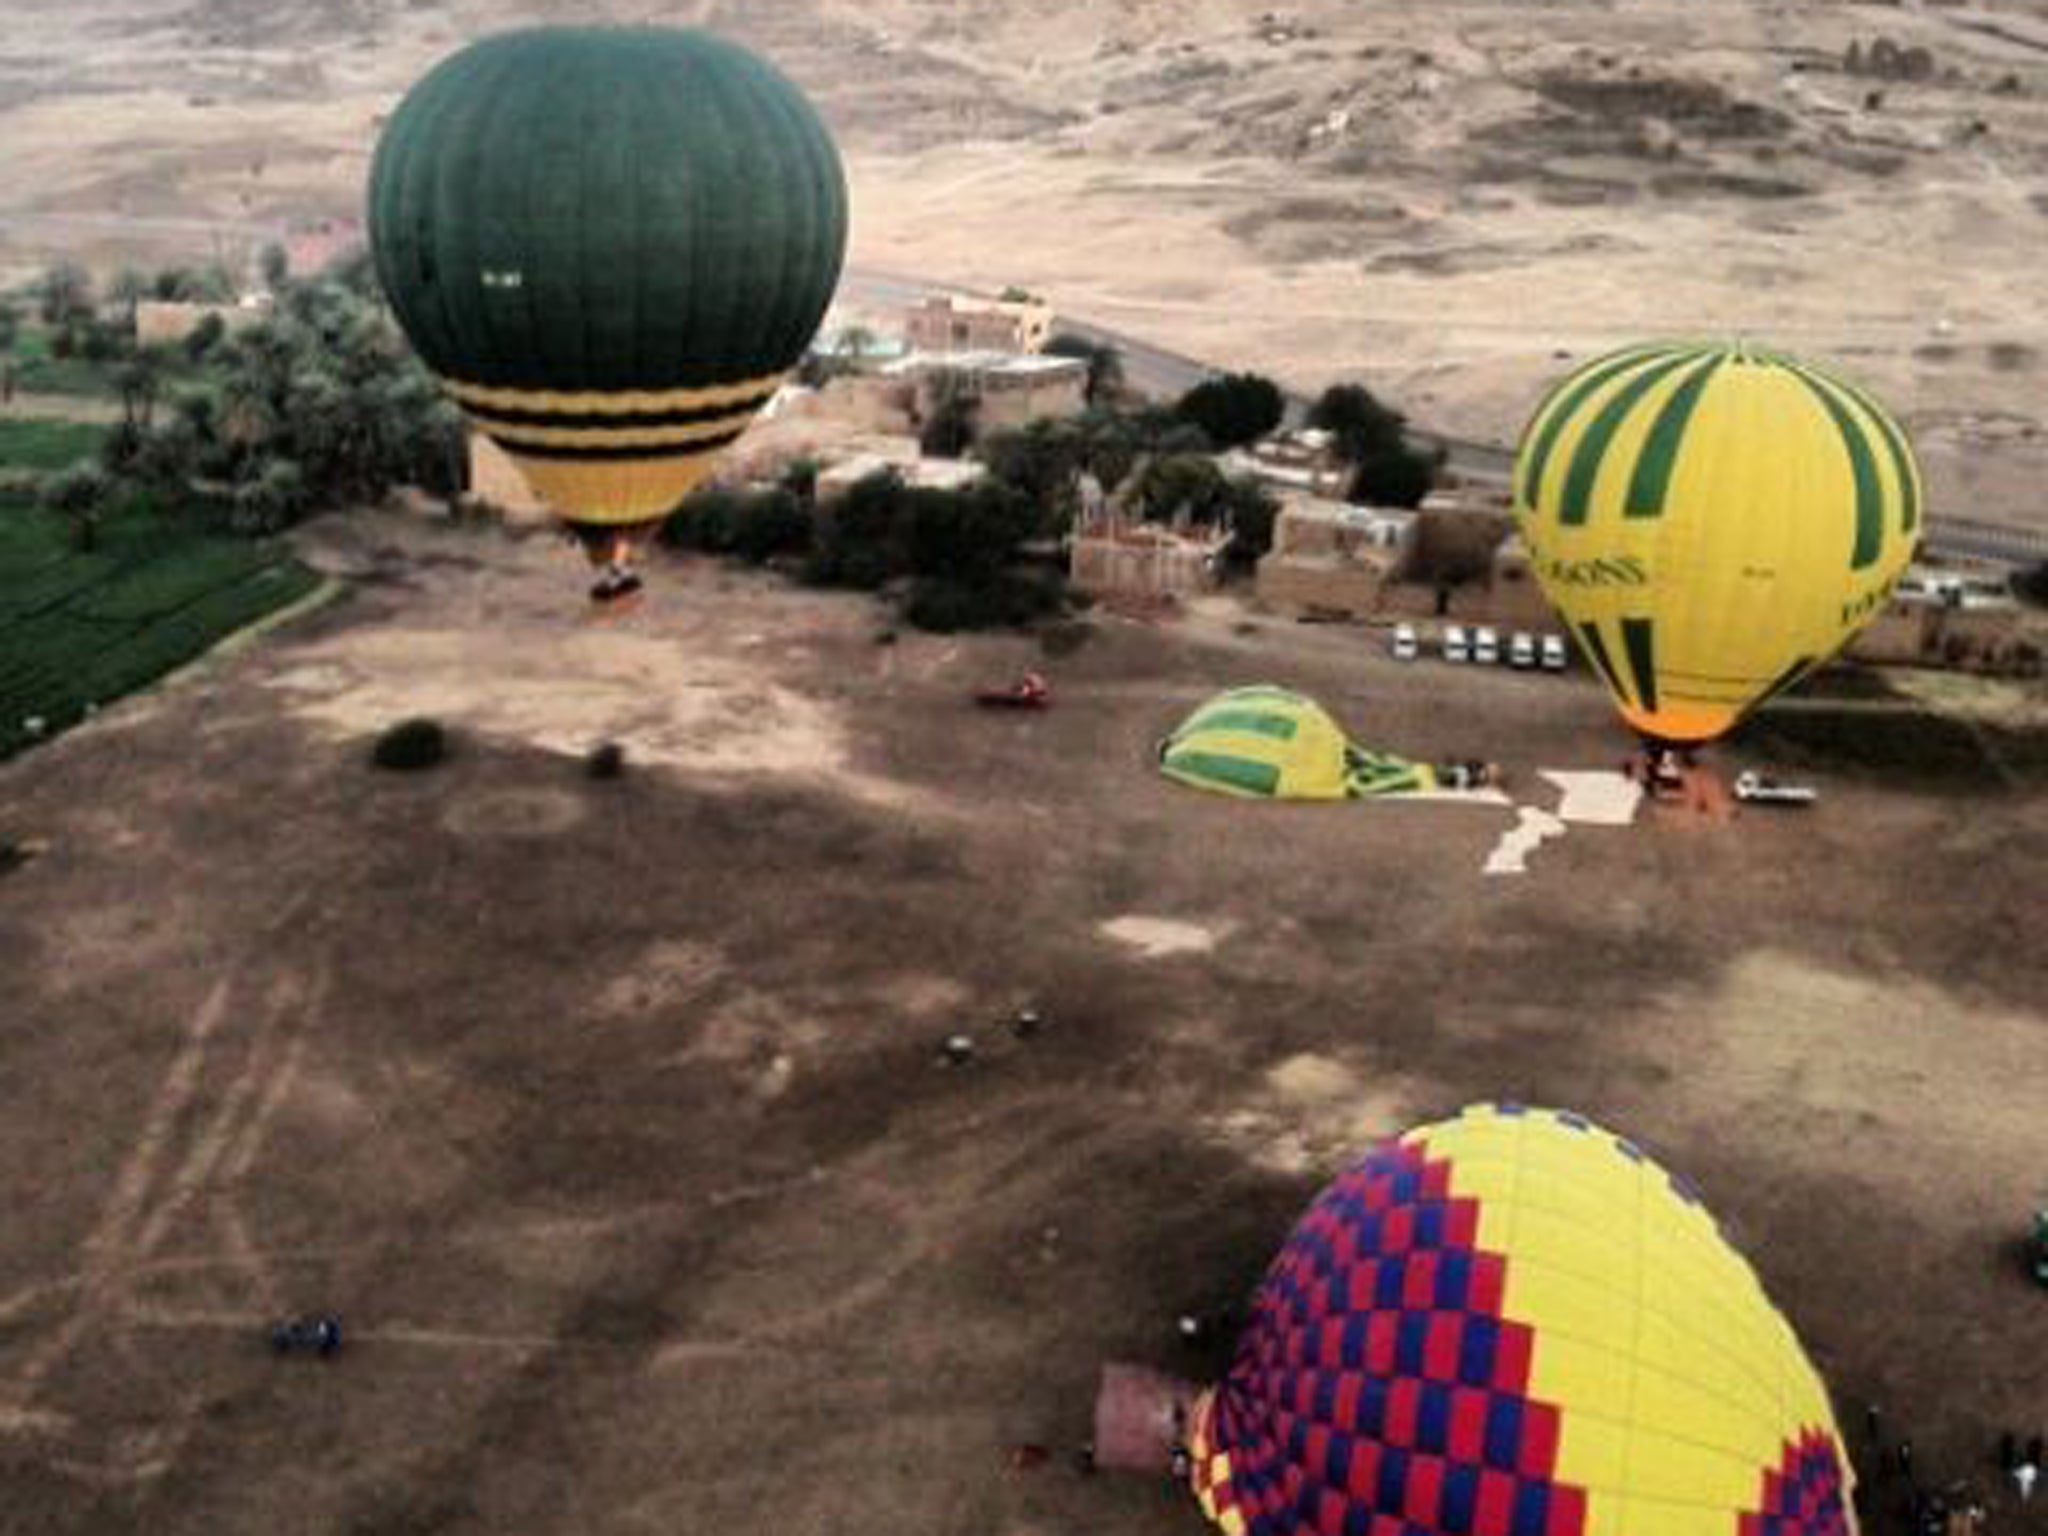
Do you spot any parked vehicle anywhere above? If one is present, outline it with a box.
[1509,632,1537,669]
[1442,624,1470,664]
[270,1315,343,1357]
[1732,770,1817,806]
[1540,634,1568,671]
[974,672,1050,709]
[1390,623,1419,661]
[1473,626,1501,665]
[1435,759,1500,790]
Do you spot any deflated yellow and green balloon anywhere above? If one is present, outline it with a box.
[367,27,847,580]
[1159,687,1440,800]
[1513,343,1919,744]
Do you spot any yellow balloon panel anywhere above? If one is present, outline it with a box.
[444,371,782,527]
[1512,343,1920,742]
[1419,1106,1851,1532]
[501,452,721,525]
[1187,1104,1857,1536]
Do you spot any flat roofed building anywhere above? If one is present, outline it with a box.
[903,294,1054,355]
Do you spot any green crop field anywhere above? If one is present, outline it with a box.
[5,331,121,398]
[0,498,321,759]
[0,418,108,472]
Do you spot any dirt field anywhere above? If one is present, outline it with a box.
[4,0,2048,526]
[1,514,2043,1535]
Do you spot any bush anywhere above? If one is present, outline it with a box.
[1308,383,1408,463]
[39,462,109,517]
[230,459,306,534]
[1348,443,1437,509]
[1173,372,1285,448]
[1403,509,1511,587]
[919,395,979,458]
[77,320,128,363]
[806,469,908,590]
[979,419,1086,526]
[661,486,812,563]
[183,312,227,361]
[782,457,819,507]
[903,567,1064,633]
[732,489,812,564]
[586,741,626,779]
[901,481,1036,582]
[1045,333,1125,405]
[371,717,448,771]
[795,468,1068,627]
[37,262,93,326]
[1221,482,1280,572]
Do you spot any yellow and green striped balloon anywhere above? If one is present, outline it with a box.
[1159,687,1438,800]
[1512,343,1920,744]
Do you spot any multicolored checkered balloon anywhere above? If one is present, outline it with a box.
[1188,1104,1855,1536]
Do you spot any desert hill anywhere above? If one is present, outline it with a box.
[3,0,2045,520]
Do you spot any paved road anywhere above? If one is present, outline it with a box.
[840,266,2039,568]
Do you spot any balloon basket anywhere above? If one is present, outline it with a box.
[1628,750,1735,821]
[1092,1363,1199,1475]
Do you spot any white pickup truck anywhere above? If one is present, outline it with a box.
[1732,771,1816,806]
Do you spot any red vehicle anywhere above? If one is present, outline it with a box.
[974,672,1050,709]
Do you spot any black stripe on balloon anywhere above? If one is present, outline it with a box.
[1621,617,1660,715]
[1576,622,1628,702]
[1754,655,1816,709]
[488,426,749,462]
[465,388,776,431]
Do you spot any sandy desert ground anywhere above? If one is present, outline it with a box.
[0,514,2044,1534]
[1,0,2046,523]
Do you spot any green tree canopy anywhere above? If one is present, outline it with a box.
[1307,381,1439,509]
[37,262,94,326]
[1045,332,1125,406]
[1173,371,1285,448]
[1307,383,1407,463]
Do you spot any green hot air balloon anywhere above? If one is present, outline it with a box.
[368,27,848,603]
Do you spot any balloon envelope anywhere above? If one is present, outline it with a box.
[367,27,847,529]
[1512,342,1918,743]
[1160,687,1438,799]
[1190,1103,1855,1536]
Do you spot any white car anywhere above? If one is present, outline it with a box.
[1540,634,1568,671]
[1509,631,1537,669]
[1442,624,1470,664]
[1390,623,1420,661]
[1733,770,1817,806]
[1473,626,1501,665]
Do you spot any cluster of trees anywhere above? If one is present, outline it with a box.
[20,254,465,541]
[2014,560,2048,608]
[1306,384,1443,509]
[977,405,1275,563]
[15,249,1448,628]
[1173,372,1285,448]
[660,465,1060,632]
[1166,373,1439,509]
[21,260,243,363]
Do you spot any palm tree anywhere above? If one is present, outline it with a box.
[37,262,93,326]
[108,267,149,334]
[113,345,169,431]
[837,323,877,361]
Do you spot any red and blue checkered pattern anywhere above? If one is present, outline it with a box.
[1742,1431,1852,1536]
[1196,1138,1588,1536]
[1190,1117,1856,1536]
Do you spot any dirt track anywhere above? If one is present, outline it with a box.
[0,513,2043,1535]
